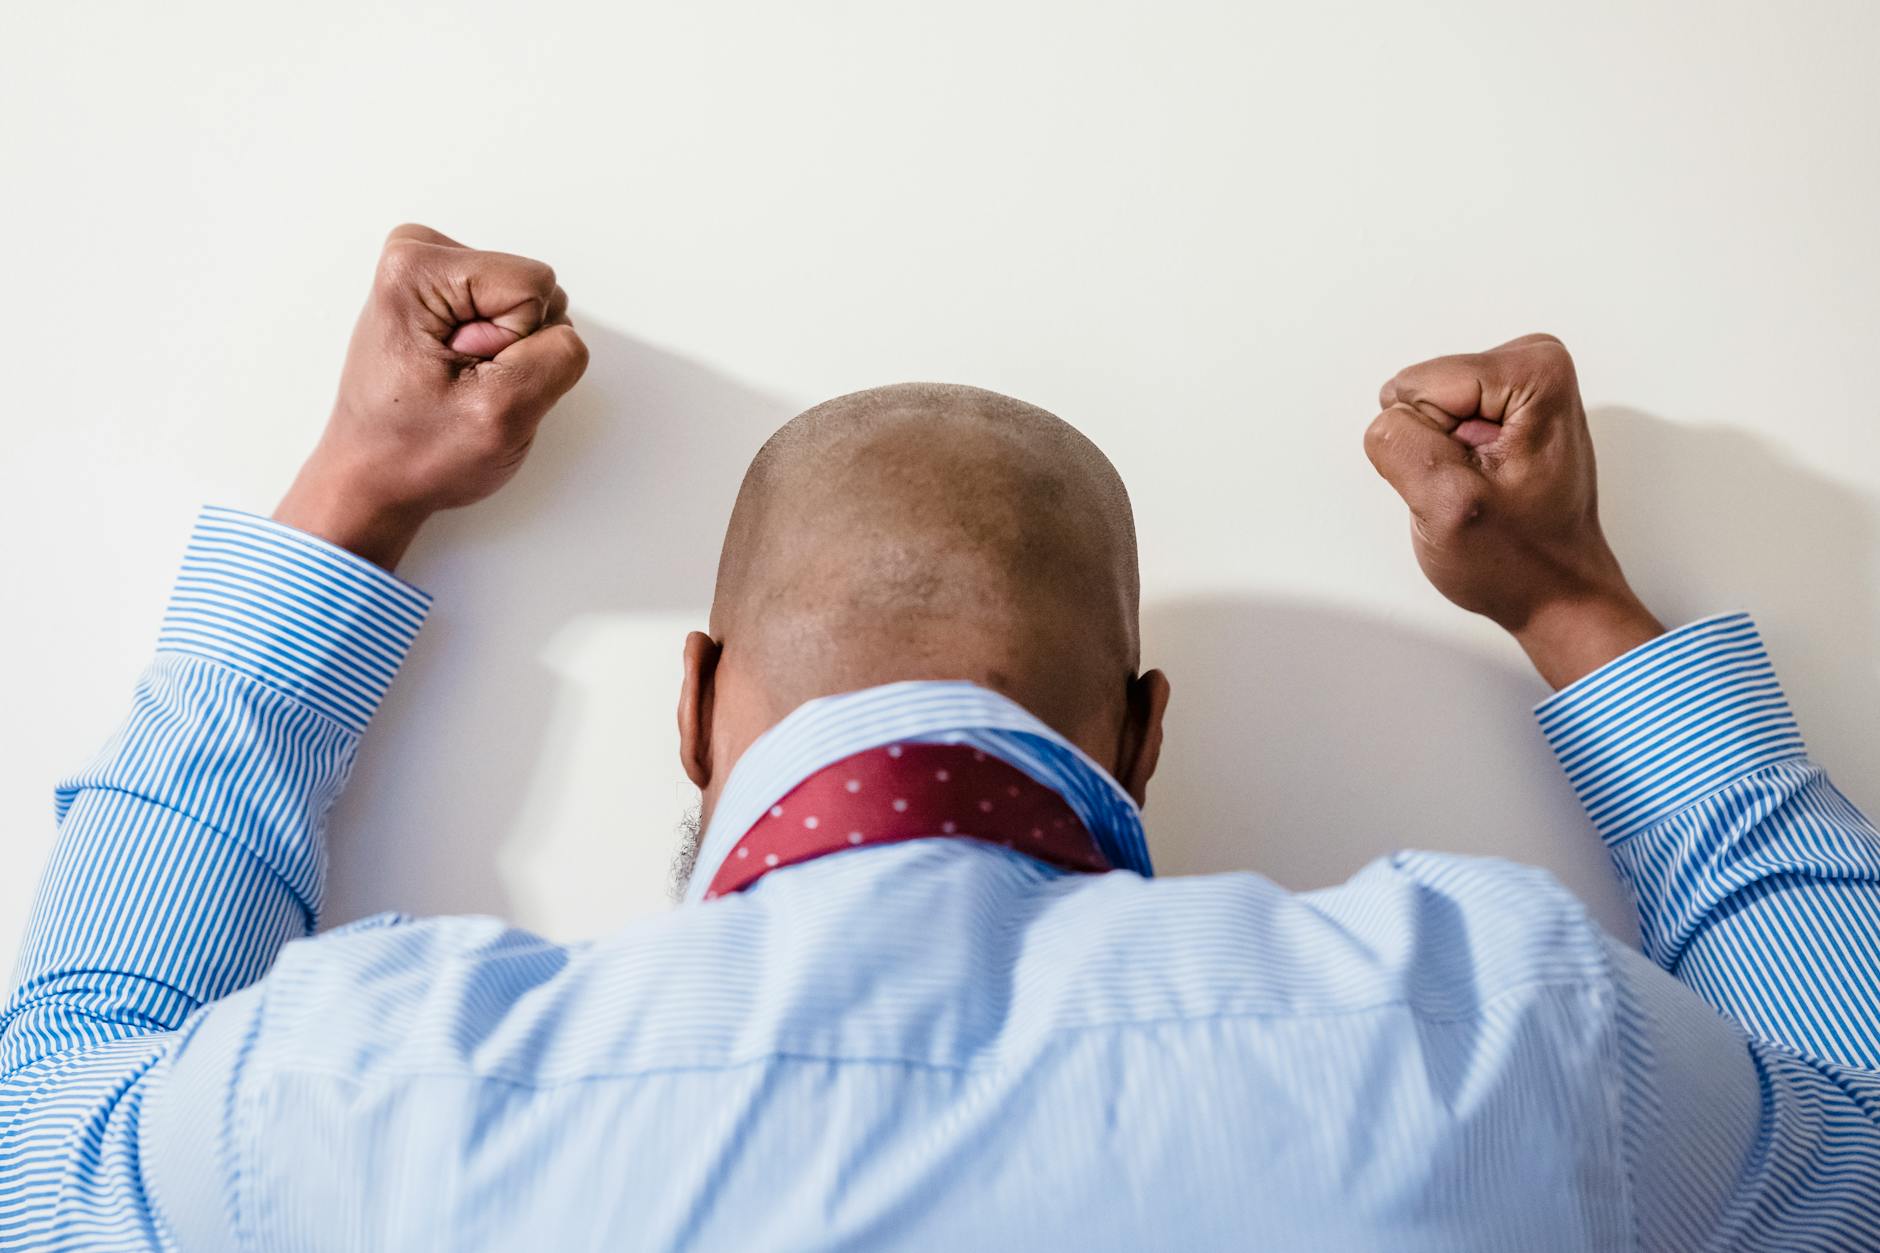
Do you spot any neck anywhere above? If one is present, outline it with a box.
[705,668,1123,831]
[682,678,1154,906]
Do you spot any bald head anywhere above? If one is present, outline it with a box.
[709,383,1140,739]
[676,382,1168,844]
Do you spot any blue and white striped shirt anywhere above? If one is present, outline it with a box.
[4,505,1880,1251]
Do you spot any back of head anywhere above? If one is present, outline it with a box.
[710,382,1141,745]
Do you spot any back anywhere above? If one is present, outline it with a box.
[158,838,1633,1251]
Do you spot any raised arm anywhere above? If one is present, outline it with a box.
[1367,335,1880,1249]
[1364,333,1880,1064]
[0,225,586,1249]
[1534,613,1880,1066]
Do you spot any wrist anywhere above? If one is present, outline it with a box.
[273,451,433,571]
[1511,588,1665,691]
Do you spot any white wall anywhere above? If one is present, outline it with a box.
[5,1,1877,966]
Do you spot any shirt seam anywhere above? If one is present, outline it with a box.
[1588,932,1645,1253]
[254,972,1611,1090]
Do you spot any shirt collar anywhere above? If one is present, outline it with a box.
[685,680,1154,904]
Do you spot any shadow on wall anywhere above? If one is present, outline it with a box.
[1143,405,1878,943]
[1591,405,1878,817]
[1140,596,1641,940]
[322,323,800,927]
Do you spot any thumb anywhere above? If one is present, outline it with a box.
[486,320,590,407]
[448,321,521,357]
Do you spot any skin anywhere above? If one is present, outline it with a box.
[1362,332,1664,688]
[274,224,588,569]
[279,228,1663,863]
[676,383,1170,834]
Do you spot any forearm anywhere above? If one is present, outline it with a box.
[1538,613,1880,1067]
[1,506,429,1073]
[1511,588,1664,691]
[0,225,573,1246]
[272,435,436,571]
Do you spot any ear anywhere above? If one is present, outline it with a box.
[678,630,722,790]
[1115,668,1170,809]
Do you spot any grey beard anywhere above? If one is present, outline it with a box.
[668,798,703,902]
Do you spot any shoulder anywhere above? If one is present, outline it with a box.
[235,912,591,1078]
[1029,850,1617,1023]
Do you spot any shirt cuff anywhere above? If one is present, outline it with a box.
[1533,612,1806,844]
[154,505,433,734]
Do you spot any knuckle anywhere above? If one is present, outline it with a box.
[474,417,518,457]
[374,240,423,288]
[1362,423,1406,479]
[1362,412,1393,458]
[1430,480,1491,534]
[1505,332,1574,378]
[1527,334,1572,368]
[1390,355,1469,404]
[490,254,554,290]
[461,384,513,429]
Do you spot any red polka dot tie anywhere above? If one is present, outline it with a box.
[704,742,1111,899]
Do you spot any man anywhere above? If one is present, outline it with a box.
[2,226,1877,1252]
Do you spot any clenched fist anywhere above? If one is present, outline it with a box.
[274,224,590,569]
[1365,333,1663,689]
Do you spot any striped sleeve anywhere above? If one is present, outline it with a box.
[151,504,430,734]
[0,505,428,1249]
[1536,612,1880,1068]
